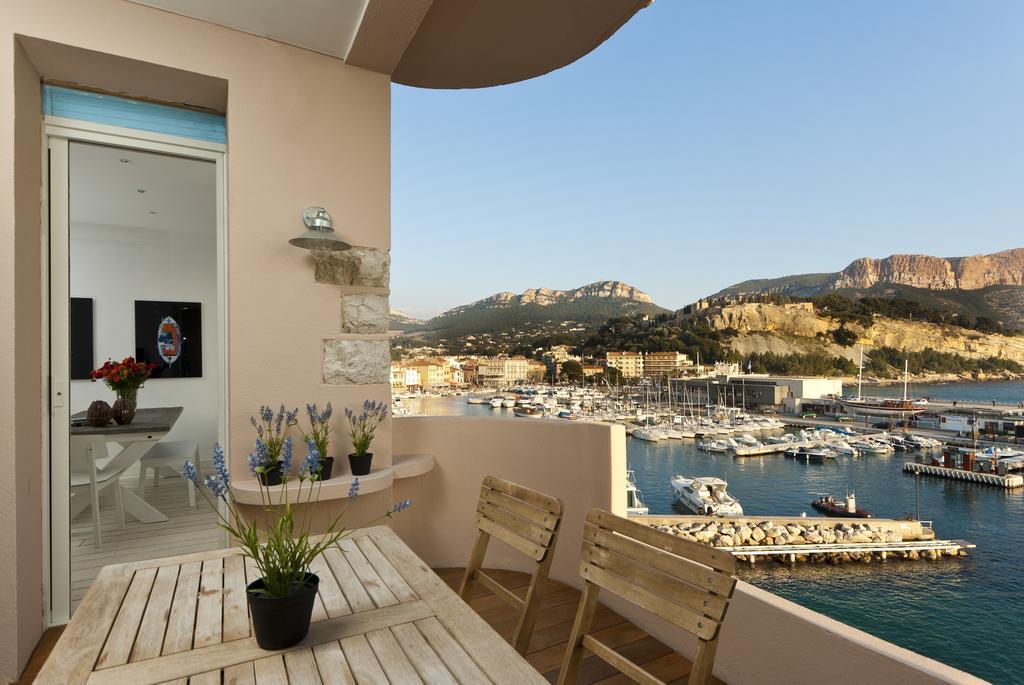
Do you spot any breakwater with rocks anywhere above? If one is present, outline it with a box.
[646,517,970,564]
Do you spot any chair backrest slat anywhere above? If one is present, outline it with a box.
[586,509,735,574]
[483,475,561,515]
[583,523,735,596]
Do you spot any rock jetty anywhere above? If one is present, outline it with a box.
[652,520,967,564]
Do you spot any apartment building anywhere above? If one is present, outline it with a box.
[605,351,645,378]
[643,351,692,377]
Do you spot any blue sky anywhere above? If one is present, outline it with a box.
[391,1,1024,319]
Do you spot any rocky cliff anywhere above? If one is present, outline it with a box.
[829,248,1024,290]
[696,302,1024,365]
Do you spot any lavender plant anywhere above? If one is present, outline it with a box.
[300,402,333,466]
[345,400,388,457]
[248,404,299,476]
[184,438,412,599]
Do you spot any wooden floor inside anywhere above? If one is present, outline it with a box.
[70,466,223,611]
[437,567,723,684]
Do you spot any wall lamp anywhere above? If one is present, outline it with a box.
[289,206,352,252]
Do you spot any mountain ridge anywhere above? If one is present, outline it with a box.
[711,247,1024,328]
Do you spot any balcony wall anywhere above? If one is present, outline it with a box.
[392,416,982,685]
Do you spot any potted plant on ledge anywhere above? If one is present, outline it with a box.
[300,402,334,480]
[184,434,412,649]
[248,404,299,485]
[345,400,388,476]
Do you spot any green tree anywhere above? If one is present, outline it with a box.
[561,360,584,383]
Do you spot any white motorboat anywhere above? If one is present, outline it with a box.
[626,470,649,516]
[489,397,504,408]
[467,396,489,405]
[698,440,730,453]
[632,428,664,442]
[671,476,743,516]
[502,397,517,408]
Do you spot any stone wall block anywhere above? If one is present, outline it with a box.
[341,294,389,334]
[323,339,390,385]
[313,246,390,287]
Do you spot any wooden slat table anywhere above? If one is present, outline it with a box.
[37,526,547,684]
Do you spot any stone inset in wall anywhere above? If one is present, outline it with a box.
[341,294,389,334]
[323,339,390,385]
[314,246,389,288]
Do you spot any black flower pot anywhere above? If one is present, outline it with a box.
[257,463,284,486]
[317,457,335,480]
[246,573,319,649]
[348,452,373,476]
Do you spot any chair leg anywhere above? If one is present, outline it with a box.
[190,446,200,507]
[689,637,720,685]
[113,479,126,530]
[90,477,102,548]
[458,530,490,600]
[138,464,147,499]
[556,581,600,685]
[514,552,554,654]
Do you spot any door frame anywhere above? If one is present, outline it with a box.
[42,116,228,625]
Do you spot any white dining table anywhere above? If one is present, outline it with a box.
[69,406,184,524]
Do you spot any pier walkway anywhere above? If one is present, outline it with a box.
[720,538,975,563]
[903,462,1024,488]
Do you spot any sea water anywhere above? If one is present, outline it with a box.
[410,381,1024,683]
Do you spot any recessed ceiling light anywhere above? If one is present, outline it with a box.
[136,188,146,194]
[119,158,131,163]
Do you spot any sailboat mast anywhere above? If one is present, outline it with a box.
[857,346,864,400]
[903,359,909,402]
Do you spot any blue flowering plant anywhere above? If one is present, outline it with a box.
[248,404,299,482]
[345,400,388,457]
[299,403,334,476]
[184,438,412,600]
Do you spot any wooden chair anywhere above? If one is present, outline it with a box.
[458,475,563,654]
[557,509,737,685]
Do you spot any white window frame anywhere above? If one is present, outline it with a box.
[42,117,228,625]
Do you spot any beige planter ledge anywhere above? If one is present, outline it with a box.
[230,453,434,505]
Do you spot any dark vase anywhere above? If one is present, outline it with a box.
[246,573,319,650]
[111,397,137,425]
[257,463,284,486]
[87,400,112,427]
[348,452,373,476]
[317,457,335,480]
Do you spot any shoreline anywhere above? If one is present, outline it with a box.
[838,373,1024,387]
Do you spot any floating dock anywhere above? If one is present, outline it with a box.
[721,538,975,564]
[903,462,1024,489]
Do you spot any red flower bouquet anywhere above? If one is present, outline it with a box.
[90,357,157,401]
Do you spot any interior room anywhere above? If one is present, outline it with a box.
[67,141,223,609]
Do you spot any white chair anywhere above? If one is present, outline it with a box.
[138,441,201,507]
[69,435,126,547]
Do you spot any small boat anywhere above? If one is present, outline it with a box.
[467,396,489,405]
[626,470,649,516]
[502,397,517,408]
[785,447,836,464]
[699,439,731,453]
[513,406,543,418]
[671,476,743,516]
[632,428,663,442]
[811,492,872,518]
[488,397,504,408]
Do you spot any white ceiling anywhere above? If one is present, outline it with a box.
[70,142,216,234]
[128,0,369,59]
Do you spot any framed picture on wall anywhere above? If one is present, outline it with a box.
[70,297,94,380]
[134,300,203,378]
